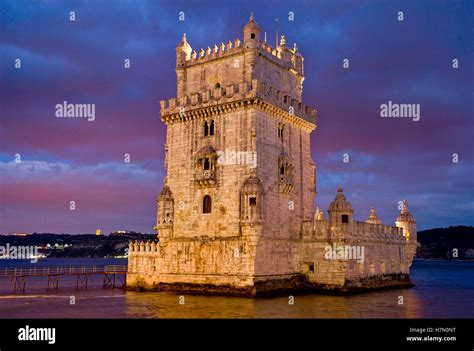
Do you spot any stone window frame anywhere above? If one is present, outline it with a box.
[203,119,215,137]
[278,123,284,141]
[203,195,212,214]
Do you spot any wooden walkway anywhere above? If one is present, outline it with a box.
[0,265,128,293]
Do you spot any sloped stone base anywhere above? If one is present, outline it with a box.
[126,273,414,297]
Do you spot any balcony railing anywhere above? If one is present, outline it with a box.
[196,170,216,187]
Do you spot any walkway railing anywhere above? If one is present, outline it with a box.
[0,265,128,293]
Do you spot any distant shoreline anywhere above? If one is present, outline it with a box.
[414,257,474,262]
[1,225,473,260]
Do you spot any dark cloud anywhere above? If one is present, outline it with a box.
[0,0,472,233]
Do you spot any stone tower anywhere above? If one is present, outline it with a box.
[395,200,418,261]
[127,14,416,296]
[151,14,316,293]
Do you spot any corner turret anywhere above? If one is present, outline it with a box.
[243,13,261,48]
[176,33,192,67]
[395,200,417,242]
[366,206,382,225]
[328,186,354,228]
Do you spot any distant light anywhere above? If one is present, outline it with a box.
[96,229,101,236]
[11,232,28,236]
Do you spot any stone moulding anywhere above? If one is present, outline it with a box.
[160,80,317,130]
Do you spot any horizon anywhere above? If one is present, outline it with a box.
[2,224,474,236]
[1,0,473,234]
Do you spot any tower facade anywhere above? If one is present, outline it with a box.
[127,15,417,296]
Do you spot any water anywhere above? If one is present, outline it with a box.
[0,259,472,318]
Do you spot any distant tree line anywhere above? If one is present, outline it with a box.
[0,233,156,258]
[416,226,474,260]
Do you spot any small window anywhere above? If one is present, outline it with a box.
[342,214,349,223]
[215,83,220,89]
[249,197,257,206]
[251,33,255,39]
[308,263,315,273]
[204,158,210,171]
[209,120,215,135]
[278,125,284,140]
[204,122,209,136]
[280,165,285,175]
[203,195,212,214]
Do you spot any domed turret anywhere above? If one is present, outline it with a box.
[328,186,353,227]
[395,200,416,241]
[158,185,173,201]
[396,200,415,223]
[314,207,326,222]
[366,206,382,225]
[156,185,174,237]
[176,33,193,67]
[243,13,261,48]
[328,186,353,212]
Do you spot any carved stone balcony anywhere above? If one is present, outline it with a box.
[196,170,216,187]
[279,174,294,194]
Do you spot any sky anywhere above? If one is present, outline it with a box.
[0,0,472,234]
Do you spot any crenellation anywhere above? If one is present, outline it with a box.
[159,81,316,124]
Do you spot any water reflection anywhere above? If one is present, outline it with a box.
[121,288,426,319]
[0,260,472,318]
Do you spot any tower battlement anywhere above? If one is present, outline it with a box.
[160,79,316,128]
[303,218,408,242]
[174,14,307,105]
[177,36,303,75]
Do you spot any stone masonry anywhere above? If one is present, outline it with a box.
[126,15,418,296]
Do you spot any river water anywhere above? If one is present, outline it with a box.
[0,259,472,318]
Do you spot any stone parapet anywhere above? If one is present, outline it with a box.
[160,79,316,128]
[178,39,302,75]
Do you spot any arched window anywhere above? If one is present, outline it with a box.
[204,158,210,170]
[342,214,349,223]
[251,33,255,39]
[204,122,209,137]
[280,164,285,175]
[203,195,212,213]
[209,120,215,135]
[278,125,284,140]
[215,83,220,89]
